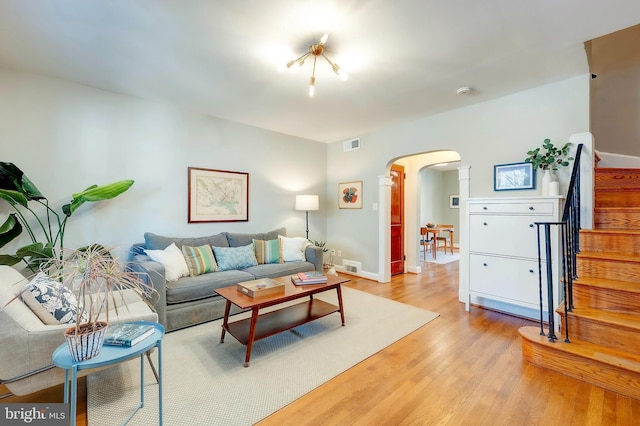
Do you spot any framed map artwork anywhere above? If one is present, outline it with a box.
[188,167,249,222]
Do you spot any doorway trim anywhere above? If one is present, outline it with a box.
[377,159,469,283]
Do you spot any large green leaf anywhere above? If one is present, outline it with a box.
[0,162,45,200]
[0,214,22,248]
[0,254,21,266]
[63,180,134,216]
[15,242,55,270]
[0,188,29,207]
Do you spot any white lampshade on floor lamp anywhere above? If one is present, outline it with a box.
[295,195,319,239]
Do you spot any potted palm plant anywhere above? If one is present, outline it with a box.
[42,245,156,361]
[0,162,134,271]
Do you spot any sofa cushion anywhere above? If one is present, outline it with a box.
[181,244,218,276]
[253,239,282,264]
[225,228,286,248]
[213,244,259,271]
[278,236,309,262]
[144,232,229,250]
[23,272,87,325]
[243,261,315,279]
[165,270,254,304]
[145,243,190,282]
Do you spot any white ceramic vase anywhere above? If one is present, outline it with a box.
[541,169,552,196]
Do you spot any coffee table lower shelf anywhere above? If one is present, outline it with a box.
[224,299,339,345]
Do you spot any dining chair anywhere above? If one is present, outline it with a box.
[419,227,434,260]
[435,224,454,255]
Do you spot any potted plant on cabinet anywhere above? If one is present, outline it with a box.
[524,139,574,195]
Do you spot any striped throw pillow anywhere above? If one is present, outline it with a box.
[181,244,218,276]
[253,239,282,264]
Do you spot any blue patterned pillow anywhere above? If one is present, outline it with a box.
[26,272,88,324]
[213,244,259,271]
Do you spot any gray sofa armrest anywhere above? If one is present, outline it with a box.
[305,245,324,271]
[129,257,168,328]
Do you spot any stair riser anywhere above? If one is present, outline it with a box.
[580,232,640,254]
[594,211,640,229]
[573,284,640,312]
[595,191,640,208]
[521,338,640,400]
[577,257,640,283]
[595,170,640,189]
[562,315,640,353]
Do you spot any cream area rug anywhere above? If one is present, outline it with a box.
[87,287,439,426]
[422,252,460,265]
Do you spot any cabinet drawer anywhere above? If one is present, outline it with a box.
[469,254,548,309]
[469,215,551,259]
[469,202,554,215]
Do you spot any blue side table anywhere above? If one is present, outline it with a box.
[52,321,165,426]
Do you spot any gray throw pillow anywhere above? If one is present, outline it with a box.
[144,232,228,250]
[225,228,286,248]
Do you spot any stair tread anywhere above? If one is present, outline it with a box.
[593,207,640,211]
[578,251,640,261]
[519,326,640,372]
[595,167,640,173]
[581,228,640,235]
[573,276,640,293]
[567,307,640,328]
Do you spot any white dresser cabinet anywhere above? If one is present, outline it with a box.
[466,197,563,321]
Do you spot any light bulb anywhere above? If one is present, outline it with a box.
[320,33,329,45]
[309,76,316,97]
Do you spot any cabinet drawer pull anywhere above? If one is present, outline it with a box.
[529,269,534,273]
[483,263,488,267]
[529,206,535,211]
[483,206,488,210]
[529,224,534,228]
[483,222,488,226]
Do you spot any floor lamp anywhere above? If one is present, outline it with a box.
[295,195,319,239]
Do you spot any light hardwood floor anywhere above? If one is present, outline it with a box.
[4,259,640,425]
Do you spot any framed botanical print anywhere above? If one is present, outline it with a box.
[494,162,535,191]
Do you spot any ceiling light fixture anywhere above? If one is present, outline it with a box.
[283,33,348,97]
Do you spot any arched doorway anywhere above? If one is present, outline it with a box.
[378,150,467,282]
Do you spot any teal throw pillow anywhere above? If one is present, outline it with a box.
[213,244,259,271]
[253,239,282,264]
[182,244,218,276]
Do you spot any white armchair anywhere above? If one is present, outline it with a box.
[0,265,158,396]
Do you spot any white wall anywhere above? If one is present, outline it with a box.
[420,169,459,244]
[0,70,327,261]
[0,70,591,279]
[419,169,442,226]
[326,75,590,280]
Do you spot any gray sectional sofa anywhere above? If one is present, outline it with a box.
[128,228,322,332]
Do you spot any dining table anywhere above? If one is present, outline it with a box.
[424,226,454,259]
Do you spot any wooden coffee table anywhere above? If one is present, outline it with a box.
[215,274,350,367]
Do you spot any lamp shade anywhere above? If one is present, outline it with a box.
[295,195,319,211]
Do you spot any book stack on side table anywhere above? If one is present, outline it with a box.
[103,323,155,347]
[291,271,328,285]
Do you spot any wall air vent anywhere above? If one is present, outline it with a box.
[343,138,361,152]
[342,260,361,275]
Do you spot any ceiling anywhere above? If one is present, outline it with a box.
[1,1,640,144]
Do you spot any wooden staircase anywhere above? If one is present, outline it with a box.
[519,167,640,399]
